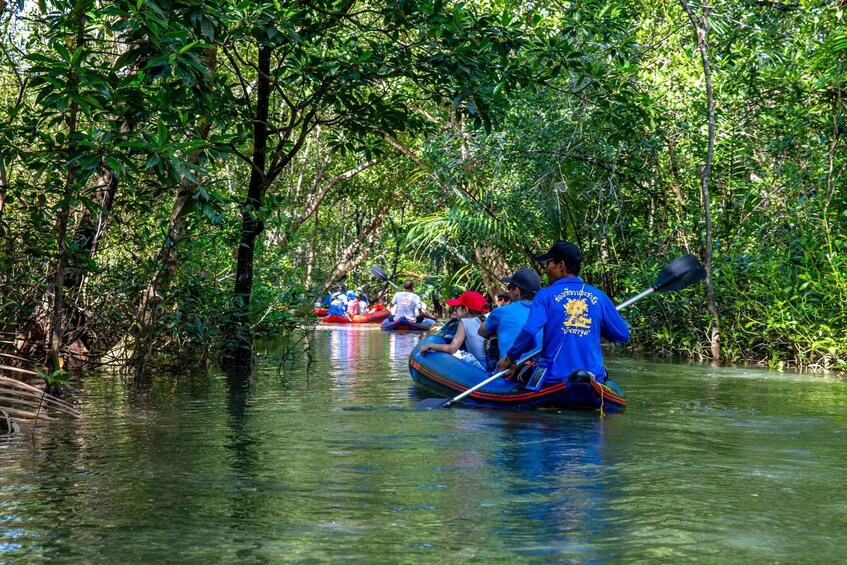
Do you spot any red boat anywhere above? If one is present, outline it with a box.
[321,304,390,324]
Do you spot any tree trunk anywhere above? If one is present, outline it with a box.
[65,166,118,291]
[223,44,272,366]
[304,209,319,290]
[0,162,8,256]
[320,201,390,291]
[49,203,71,374]
[681,0,721,362]
[130,47,218,375]
[48,5,87,374]
[475,244,511,304]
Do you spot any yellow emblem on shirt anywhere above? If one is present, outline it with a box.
[563,298,591,329]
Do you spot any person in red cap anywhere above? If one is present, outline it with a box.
[497,241,629,383]
[419,291,488,368]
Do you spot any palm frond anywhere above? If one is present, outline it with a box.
[0,376,81,434]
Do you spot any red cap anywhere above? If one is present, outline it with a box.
[446,291,488,312]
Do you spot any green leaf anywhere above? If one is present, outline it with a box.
[157,119,169,145]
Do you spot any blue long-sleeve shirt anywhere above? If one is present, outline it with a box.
[506,277,629,381]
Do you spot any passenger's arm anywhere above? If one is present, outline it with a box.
[479,309,501,338]
[420,320,466,355]
[419,309,438,320]
[503,295,547,363]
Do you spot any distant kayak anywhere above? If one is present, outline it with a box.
[321,304,390,324]
[380,317,436,332]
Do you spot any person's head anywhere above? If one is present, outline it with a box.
[346,290,356,300]
[446,291,488,318]
[496,291,511,307]
[403,279,414,291]
[500,267,542,300]
[534,241,581,282]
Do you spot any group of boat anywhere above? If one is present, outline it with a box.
[313,304,434,332]
[314,304,435,332]
[314,303,392,325]
[314,306,625,412]
[307,255,707,411]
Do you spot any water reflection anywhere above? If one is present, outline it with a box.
[325,328,374,396]
[485,412,612,556]
[1,330,845,563]
[387,331,420,363]
[221,366,268,531]
[322,327,424,401]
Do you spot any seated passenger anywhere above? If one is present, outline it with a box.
[495,291,511,308]
[327,290,348,317]
[356,288,369,306]
[479,268,543,371]
[389,280,435,323]
[317,285,342,308]
[419,291,488,369]
[347,292,368,316]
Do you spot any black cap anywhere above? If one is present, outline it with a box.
[534,241,581,265]
[500,267,541,293]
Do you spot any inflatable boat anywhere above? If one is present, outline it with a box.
[321,304,390,324]
[380,317,436,332]
[408,334,626,411]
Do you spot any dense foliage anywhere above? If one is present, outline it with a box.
[1,0,845,374]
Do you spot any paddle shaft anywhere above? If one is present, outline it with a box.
[437,346,542,408]
[616,287,654,310]
[443,369,509,407]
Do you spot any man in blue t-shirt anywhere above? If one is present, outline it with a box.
[479,267,543,370]
[498,241,630,383]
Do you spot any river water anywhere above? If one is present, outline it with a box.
[2,326,845,563]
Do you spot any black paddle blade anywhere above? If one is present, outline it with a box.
[369,265,389,281]
[414,397,451,409]
[653,254,706,292]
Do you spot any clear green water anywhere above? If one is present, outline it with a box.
[2,327,846,563]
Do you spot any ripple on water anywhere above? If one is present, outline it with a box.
[0,332,845,563]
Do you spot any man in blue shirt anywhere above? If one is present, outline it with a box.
[479,268,542,370]
[498,241,630,383]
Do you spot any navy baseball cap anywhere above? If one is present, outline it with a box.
[500,268,541,293]
[534,241,581,265]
